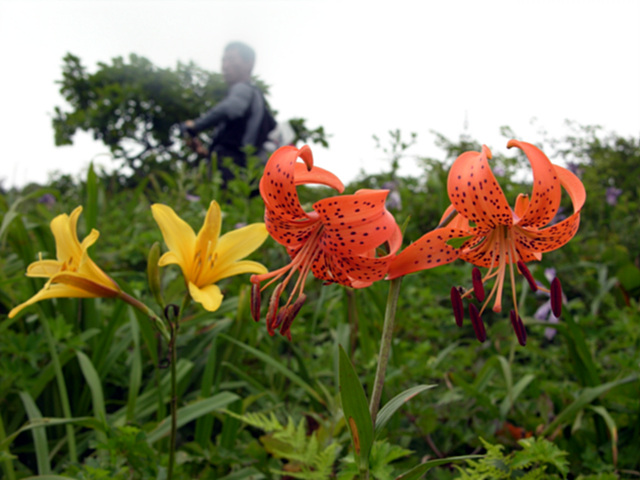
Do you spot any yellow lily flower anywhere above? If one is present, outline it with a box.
[151,201,268,312]
[9,206,121,318]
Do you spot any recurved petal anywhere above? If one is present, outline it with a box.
[51,207,84,263]
[555,165,586,213]
[448,146,513,228]
[151,204,196,270]
[387,226,468,279]
[195,201,222,258]
[188,282,223,312]
[293,162,344,192]
[507,140,561,228]
[515,212,581,254]
[9,283,98,318]
[259,146,314,222]
[80,229,100,251]
[158,251,182,267]
[26,259,61,278]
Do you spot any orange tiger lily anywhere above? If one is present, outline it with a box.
[251,145,402,339]
[388,140,586,344]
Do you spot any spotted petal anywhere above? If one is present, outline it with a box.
[447,146,513,229]
[507,140,561,228]
[314,189,397,256]
[387,226,468,279]
[260,145,343,225]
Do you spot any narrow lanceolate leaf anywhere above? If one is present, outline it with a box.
[18,392,50,475]
[338,346,373,471]
[0,417,103,452]
[375,384,437,437]
[146,392,239,443]
[221,334,325,405]
[541,373,638,437]
[395,455,482,480]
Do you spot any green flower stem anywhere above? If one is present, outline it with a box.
[119,291,170,342]
[369,277,403,425]
[167,294,190,480]
[39,313,78,464]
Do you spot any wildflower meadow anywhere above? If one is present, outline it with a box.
[1,57,639,479]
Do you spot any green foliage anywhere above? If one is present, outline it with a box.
[1,121,639,479]
[225,410,340,479]
[338,440,413,480]
[455,437,569,479]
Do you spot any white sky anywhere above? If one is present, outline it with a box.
[1,0,639,188]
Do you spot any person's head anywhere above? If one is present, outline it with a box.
[222,42,255,85]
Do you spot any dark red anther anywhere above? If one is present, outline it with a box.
[517,261,538,292]
[469,303,486,342]
[450,286,464,327]
[471,268,485,302]
[279,294,307,341]
[266,283,285,336]
[509,310,527,346]
[550,277,562,317]
[251,282,261,322]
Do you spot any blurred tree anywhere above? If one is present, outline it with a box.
[53,53,327,179]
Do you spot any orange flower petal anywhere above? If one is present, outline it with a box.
[507,140,561,228]
[387,226,468,279]
[447,146,513,228]
[515,212,581,254]
[555,165,586,213]
[314,189,396,256]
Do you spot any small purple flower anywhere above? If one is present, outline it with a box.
[185,193,200,202]
[38,193,56,207]
[234,222,247,229]
[566,162,584,178]
[382,181,402,211]
[493,166,506,177]
[605,187,622,206]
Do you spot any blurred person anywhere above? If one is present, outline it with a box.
[181,42,275,182]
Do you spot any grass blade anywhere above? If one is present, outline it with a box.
[220,334,325,405]
[18,392,50,475]
[146,392,239,443]
[375,384,437,436]
[395,455,483,480]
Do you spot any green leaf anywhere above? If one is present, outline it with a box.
[445,235,474,249]
[146,392,239,443]
[76,351,107,425]
[395,455,483,479]
[541,373,638,436]
[18,392,50,475]
[0,417,103,452]
[220,334,326,405]
[338,346,373,472]
[375,384,436,436]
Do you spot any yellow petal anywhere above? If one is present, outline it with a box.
[151,204,196,273]
[195,201,222,261]
[51,272,120,297]
[215,223,268,266]
[188,282,223,312]
[50,207,83,263]
[26,259,62,278]
[80,228,100,251]
[158,251,182,267]
[9,283,96,318]
[209,260,268,283]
